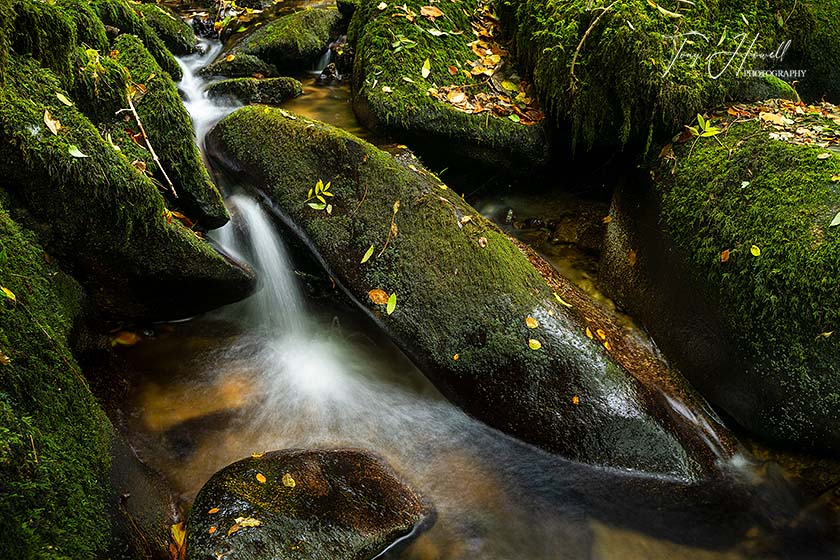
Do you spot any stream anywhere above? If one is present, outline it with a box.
[113,40,840,559]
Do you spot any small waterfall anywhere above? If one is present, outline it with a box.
[313,48,332,73]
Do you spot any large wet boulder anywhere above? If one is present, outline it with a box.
[231,8,342,72]
[136,2,196,56]
[0,56,253,320]
[209,106,739,479]
[497,0,830,151]
[186,449,432,560]
[0,195,114,558]
[349,0,547,168]
[207,76,303,105]
[600,101,840,454]
[199,53,279,79]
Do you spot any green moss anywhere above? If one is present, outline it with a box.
[783,0,840,102]
[136,3,195,56]
[206,76,302,104]
[56,0,109,53]
[497,0,840,152]
[199,53,278,78]
[0,193,114,559]
[0,56,249,319]
[91,0,182,80]
[234,8,341,70]
[0,0,14,81]
[655,113,840,448]
[114,34,227,227]
[349,0,547,166]
[11,0,78,86]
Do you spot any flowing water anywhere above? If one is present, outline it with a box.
[114,41,840,559]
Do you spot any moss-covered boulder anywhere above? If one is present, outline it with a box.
[114,34,228,227]
[600,101,840,454]
[497,0,838,151]
[186,449,432,560]
[349,0,547,168]
[199,53,278,79]
[208,106,740,479]
[137,2,196,56]
[232,8,341,72]
[0,195,113,558]
[91,0,183,80]
[0,57,253,320]
[207,76,303,105]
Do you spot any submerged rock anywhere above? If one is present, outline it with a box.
[209,106,739,480]
[349,0,547,169]
[207,76,303,105]
[186,449,431,560]
[231,8,342,72]
[600,101,840,455]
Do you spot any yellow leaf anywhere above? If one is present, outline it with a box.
[227,523,241,536]
[585,327,593,339]
[251,451,266,458]
[1,286,16,302]
[453,353,459,361]
[225,54,236,62]
[750,245,761,256]
[368,289,389,305]
[171,522,186,549]
[43,109,61,135]
[528,339,542,350]
[0,350,10,366]
[525,317,539,329]
[235,516,262,528]
[208,507,220,514]
[421,58,431,79]
[110,331,140,347]
[602,215,612,224]
[361,244,375,263]
[256,472,266,484]
[208,526,217,534]
[282,473,296,487]
[596,329,607,340]
[386,292,397,315]
[571,395,580,405]
[603,340,612,351]
[553,293,573,308]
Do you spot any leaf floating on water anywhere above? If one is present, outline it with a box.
[235,517,262,528]
[255,472,267,484]
[56,92,73,106]
[368,289,389,305]
[110,331,140,347]
[421,58,431,79]
[1,286,16,302]
[361,244,375,263]
[68,145,88,158]
[750,245,761,257]
[720,249,731,262]
[830,212,840,227]
[282,473,296,488]
[386,292,397,315]
[208,507,220,514]
[43,110,61,135]
[525,317,539,329]
[528,339,542,350]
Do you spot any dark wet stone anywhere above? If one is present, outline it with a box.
[186,449,433,560]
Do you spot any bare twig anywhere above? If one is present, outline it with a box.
[29,434,38,463]
[126,93,178,199]
[569,1,618,96]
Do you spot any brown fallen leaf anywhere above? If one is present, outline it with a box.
[208,507,220,514]
[111,331,140,347]
[368,289,389,305]
[44,109,61,135]
[478,236,487,247]
[448,65,458,75]
[420,5,443,19]
[0,350,10,366]
[720,249,730,263]
[525,316,539,329]
[256,472,267,484]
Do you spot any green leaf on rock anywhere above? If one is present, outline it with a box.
[68,145,88,158]
[386,292,396,315]
[830,211,840,227]
[56,92,73,106]
[361,244,375,263]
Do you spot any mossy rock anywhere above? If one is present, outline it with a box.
[114,34,228,227]
[208,106,740,479]
[232,8,341,71]
[137,2,196,56]
[207,76,303,105]
[0,56,254,320]
[349,0,547,169]
[496,0,839,152]
[199,53,278,78]
[0,194,113,559]
[782,0,840,103]
[600,104,840,454]
[91,0,183,80]
[186,449,432,560]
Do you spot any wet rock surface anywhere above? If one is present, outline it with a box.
[186,449,432,560]
[207,76,303,105]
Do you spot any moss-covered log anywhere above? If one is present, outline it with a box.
[187,449,432,559]
[349,0,547,168]
[0,57,253,320]
[0,195,113,559]
[600,104,840,454]
[206,76,303,105]
[232,8,341,71]
[114,34,228,227]
[136,2,196,56]
[209,106,740,479]
[497,0,836,152]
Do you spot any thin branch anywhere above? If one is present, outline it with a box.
[126,92,178,199]
[569,1,618,96]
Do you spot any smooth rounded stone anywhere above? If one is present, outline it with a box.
[207,77,303,105]
[599,103,840,454]
[208,106,741,480]
[186,449,432,560]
